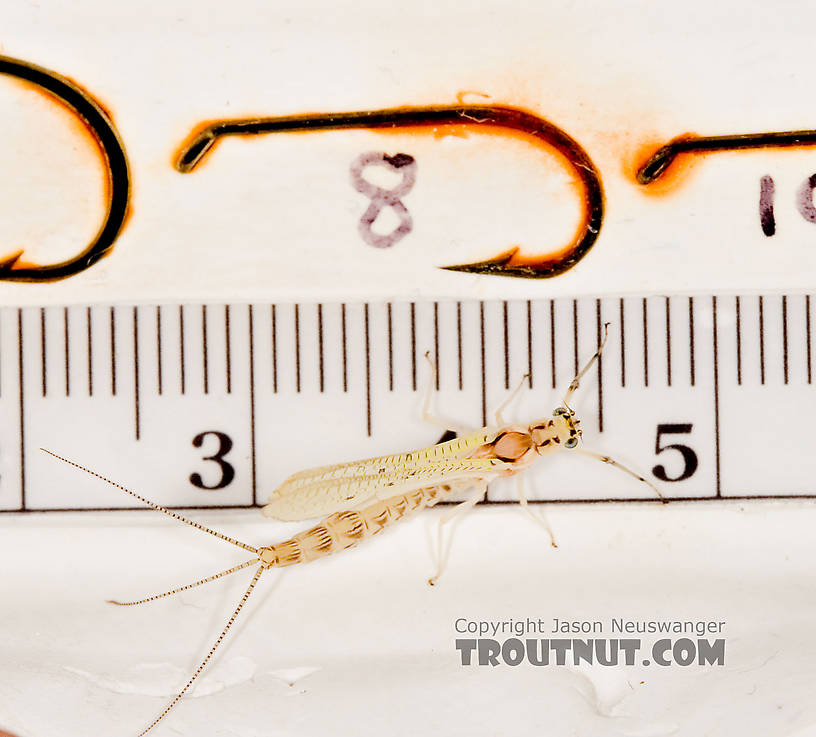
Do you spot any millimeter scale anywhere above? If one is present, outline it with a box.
[0,293,812,515]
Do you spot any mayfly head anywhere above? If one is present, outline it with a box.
[529,407,582,453]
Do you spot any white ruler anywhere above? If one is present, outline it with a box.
[1,294,813,513]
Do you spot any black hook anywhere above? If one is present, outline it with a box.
[638,129,816,184]
[176,105,604,279]
[0,55,130,281]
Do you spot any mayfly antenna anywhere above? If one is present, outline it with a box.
[40,448,257,553]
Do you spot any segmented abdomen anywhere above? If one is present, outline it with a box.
[263,485,449,567]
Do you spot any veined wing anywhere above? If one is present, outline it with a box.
[280,428,495,486]
[263,429,502,521]
[262,458,507,521]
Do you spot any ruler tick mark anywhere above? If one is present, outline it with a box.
[712,296,721,497]
[807,295,812,385]
[156,306,163,396]
[572,300,579,378]
[456,301,463,391]
[386,302,393,392]
[759,296,766,385]
[410,302,417,392]
[596,299,604,433]
[40,308,46,397]
[271,304,278,393]
[365,303,371,436]
[526,300,533,389]
[480,302,486,427]
[503,301,510,390]
[318,303,325,393]
[87,307,93,397]
[64,307,70,397]
[225,305,232,394]
[18,309,25,510]
[202,305,209,395]
[179,306,186,395]
[688,297,696,387]
[248,305,257,503]
[341,303,348,393]
[386,303,393,392]
[735,296,742,385]
[133,307,141,441]
[782,295,789,385]
[550,300,556,389]
[642,298,649,388]
[619,298,626,388]
[664,297,672,387]
[434,302,440,391]
[294,303,300,394]
[110,307,117,396]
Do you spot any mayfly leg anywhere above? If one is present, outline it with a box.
[422,351,472,434]
[576,447,666,502]
[428,482,487,586]
[493,372,531,426]
[548,326,666,502]
[419,352,511,585]
[515,476,558,547]
[561,322,610,410]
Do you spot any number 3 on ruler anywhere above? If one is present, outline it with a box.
[190,431,235,490]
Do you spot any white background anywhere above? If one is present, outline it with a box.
[3,2,816,737]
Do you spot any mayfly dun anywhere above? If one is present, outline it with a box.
[43,324,663,735]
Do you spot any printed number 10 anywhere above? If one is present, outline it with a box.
[759,174,816,236]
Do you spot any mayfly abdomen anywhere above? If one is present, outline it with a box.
[260,485,447,568]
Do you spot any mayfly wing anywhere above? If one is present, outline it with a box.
[263,428,504,521]
[263,457,508,521]
[280,428,494,485]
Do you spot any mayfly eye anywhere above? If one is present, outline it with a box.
[553,408,565,416]
[565,437,578,448]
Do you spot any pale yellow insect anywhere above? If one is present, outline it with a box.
[44,326,663,736]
